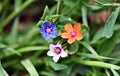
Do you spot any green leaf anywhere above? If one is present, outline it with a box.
[8,0,22,45]
[78,53,120,61]
[68,41,78,54]
[97,30,120,56]
[81,24,90,36]
[111,68,119,76]
[21,59,39,76]
[44,57,68,71]
[0,43,7,49]
[58,16,76,25]
[105,69,111,76]
[50,63,68,71]
[102,7,120,38]
[80,41,98,55]
[91,29,103,44]
[74,59,120,70]
[94,0,113,4]
[0,61,9,76]
[0,46,48,59]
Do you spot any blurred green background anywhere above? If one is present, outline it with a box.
[0,0,120,76]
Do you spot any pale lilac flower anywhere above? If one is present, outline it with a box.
[47,44,67,62]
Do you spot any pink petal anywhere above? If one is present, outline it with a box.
[53,55,60,62]
[47,50,54,56]
[61,50,67,58]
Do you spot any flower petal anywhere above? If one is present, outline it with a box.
[50,44,55,50]
[47,50,54,56]
[43,22,49,27]
[67,38,75,44]
[76,32,83,40]
[65,23,73,32]
[53,55,61,62]
[50,32,57,38]
[43,34,50,40]
[40,28,45,34]
[61,50,67,58]
[74,23,81,32]
[51,24,56,30]
[61,33,70,38]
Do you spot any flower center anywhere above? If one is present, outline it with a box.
[54,47,61,54]
[46,27,52,34]
[70,31,77,38]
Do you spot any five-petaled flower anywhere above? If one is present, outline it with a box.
[40,22,56,40]
[47,44,67,62]
[61,23,83,44]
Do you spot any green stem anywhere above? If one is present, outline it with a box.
[81,6,88,26]
[81,6,89,41]
[56,0,63,15]
[0,0,34,29]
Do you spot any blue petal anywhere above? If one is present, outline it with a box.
[43,22,49,27]
[40,28,45,34]
[43,34,51,40]
[51,24,56,30]
[50,32,57,38]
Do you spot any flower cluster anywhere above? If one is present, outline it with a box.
[39,22,83,62]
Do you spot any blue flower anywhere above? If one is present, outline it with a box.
[40,22,57,40]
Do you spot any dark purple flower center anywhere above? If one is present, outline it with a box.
[45,27,52,34]
[54,47,61,54]
[70,31,77,38]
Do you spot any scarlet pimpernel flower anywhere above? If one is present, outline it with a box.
[61,23,83,44]
[47,44,67,62]
[40,22,56,40]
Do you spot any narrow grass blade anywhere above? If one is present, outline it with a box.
[111,68,119,76]
[21,59,39,76]
[80,41,98,55]
[78,53,120,61]
[0,61,9,76]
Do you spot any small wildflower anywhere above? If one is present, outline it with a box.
[47,44,67,62]
[61,23,83,44]
[40,22,56,40]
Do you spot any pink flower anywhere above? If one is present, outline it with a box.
[47,44,67,62]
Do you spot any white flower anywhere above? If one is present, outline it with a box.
[47,44,67,62]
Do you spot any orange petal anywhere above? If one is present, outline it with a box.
[76,32,83,40]
[74,23,81,32]
[67,38,75,44]
[61,33,69,38]
[65,23,73,32]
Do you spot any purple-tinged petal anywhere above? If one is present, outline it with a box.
[61,50,67,58]
[47,50,55,56]
[43,22,49,27]
[53,55,60,62]
[50,44,55,50]
[40,28,45,34]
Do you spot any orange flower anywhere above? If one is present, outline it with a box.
[61,23,83,44]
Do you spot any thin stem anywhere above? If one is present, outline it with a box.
[81,6,89,41]
[81,6,88,26]
[56,0,63,15]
